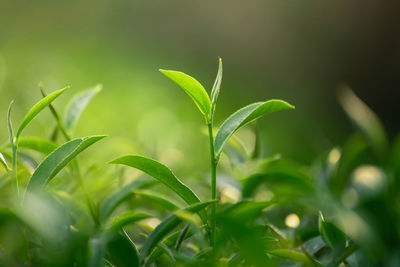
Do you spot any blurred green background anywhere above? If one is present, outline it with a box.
[1,0,399,171]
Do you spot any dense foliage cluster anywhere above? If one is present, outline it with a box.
[0,60,398,266]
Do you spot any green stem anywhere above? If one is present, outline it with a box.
[11,139,19,201]
[207,122,217,247]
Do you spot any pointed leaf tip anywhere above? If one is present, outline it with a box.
[159,69,211,119]
[214,99,294,157]
[17,86,69,138]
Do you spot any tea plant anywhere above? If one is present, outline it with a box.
[0,60,399,266]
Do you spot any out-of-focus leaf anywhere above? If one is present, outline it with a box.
[17,137,58,155]
[107,212,151,233]
[100,179,153,223]
[338,86,388,159]
[16,86,69,138]
[88,237,105,267]
[26,135,106,192]
[147,229,193,265]
[319,212,347,249]
[106,232,140,267]
[175,224,190,251]
[64,84,102,133]
[140,200,215,262]
[110,155,205,222]
[210,57,223,115]
[0,151,9,171]
[268,249,311,264]
[214,100,294,157]
[242,159,313,198]
[135,191,180,211]
[159,69,211,118]
[218,216,270,266]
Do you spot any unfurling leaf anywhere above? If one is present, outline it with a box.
[210,57,223,115]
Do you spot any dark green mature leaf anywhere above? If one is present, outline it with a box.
[319,212,347,249]
[16,86,69,138]
[214,100,294,157]
[210,57,223,115]
[64,84,102,133]
[338,87,388,159]
[140,200,215,262]
[99,179,153,223]
[107,232,140,267]
[18,137,58,155]
[267,249,312,264]
[0,152,9,171]
[110,155,205,222]
[26,135,105,192]
[159,69,211,118]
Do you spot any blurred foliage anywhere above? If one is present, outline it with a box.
[1,1,400,266]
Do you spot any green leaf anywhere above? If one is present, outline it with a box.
[110,155,205,222]
[107,212,151,233]
[100,179,153,223]
[159,69,211,119]
[338,87,388,159]
[147,229,193,265]
[64,84,102,133]
[267,249,311,264]
[16,86,69,138]
[0,151,9,171]
[135,191,180,211]
[140,200,215,262]
[26,135,105,192]
[214,100,294,157]
[17,137,58,155]
[318,212,347,249]
[106,232,140,267]
[210,57,223,115]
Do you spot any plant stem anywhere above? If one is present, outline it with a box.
[11,139,19,201]
[207,122,217,247]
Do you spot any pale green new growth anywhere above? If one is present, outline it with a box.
[159,69,211,120]
[214,100,294,157]
[17,86,69,138]
[64,84,102,134]
[26,135,106,192]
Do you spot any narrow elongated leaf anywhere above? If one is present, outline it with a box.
[107,212,151,233]
[100,179,154,223]
[338,86,388,159]
[106,232,140,267]
[110,155,205,222]
[319,212,347,249]
[140,200,215,262]
[210,58,223,114]
[64,84,102,133]
[159,69,211,118]
[16,86,69,138]
[268,249,311,264]
[214,100,294,157]
[26,135,105,192]
[18,137,58,155]
[0,152,8,171]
